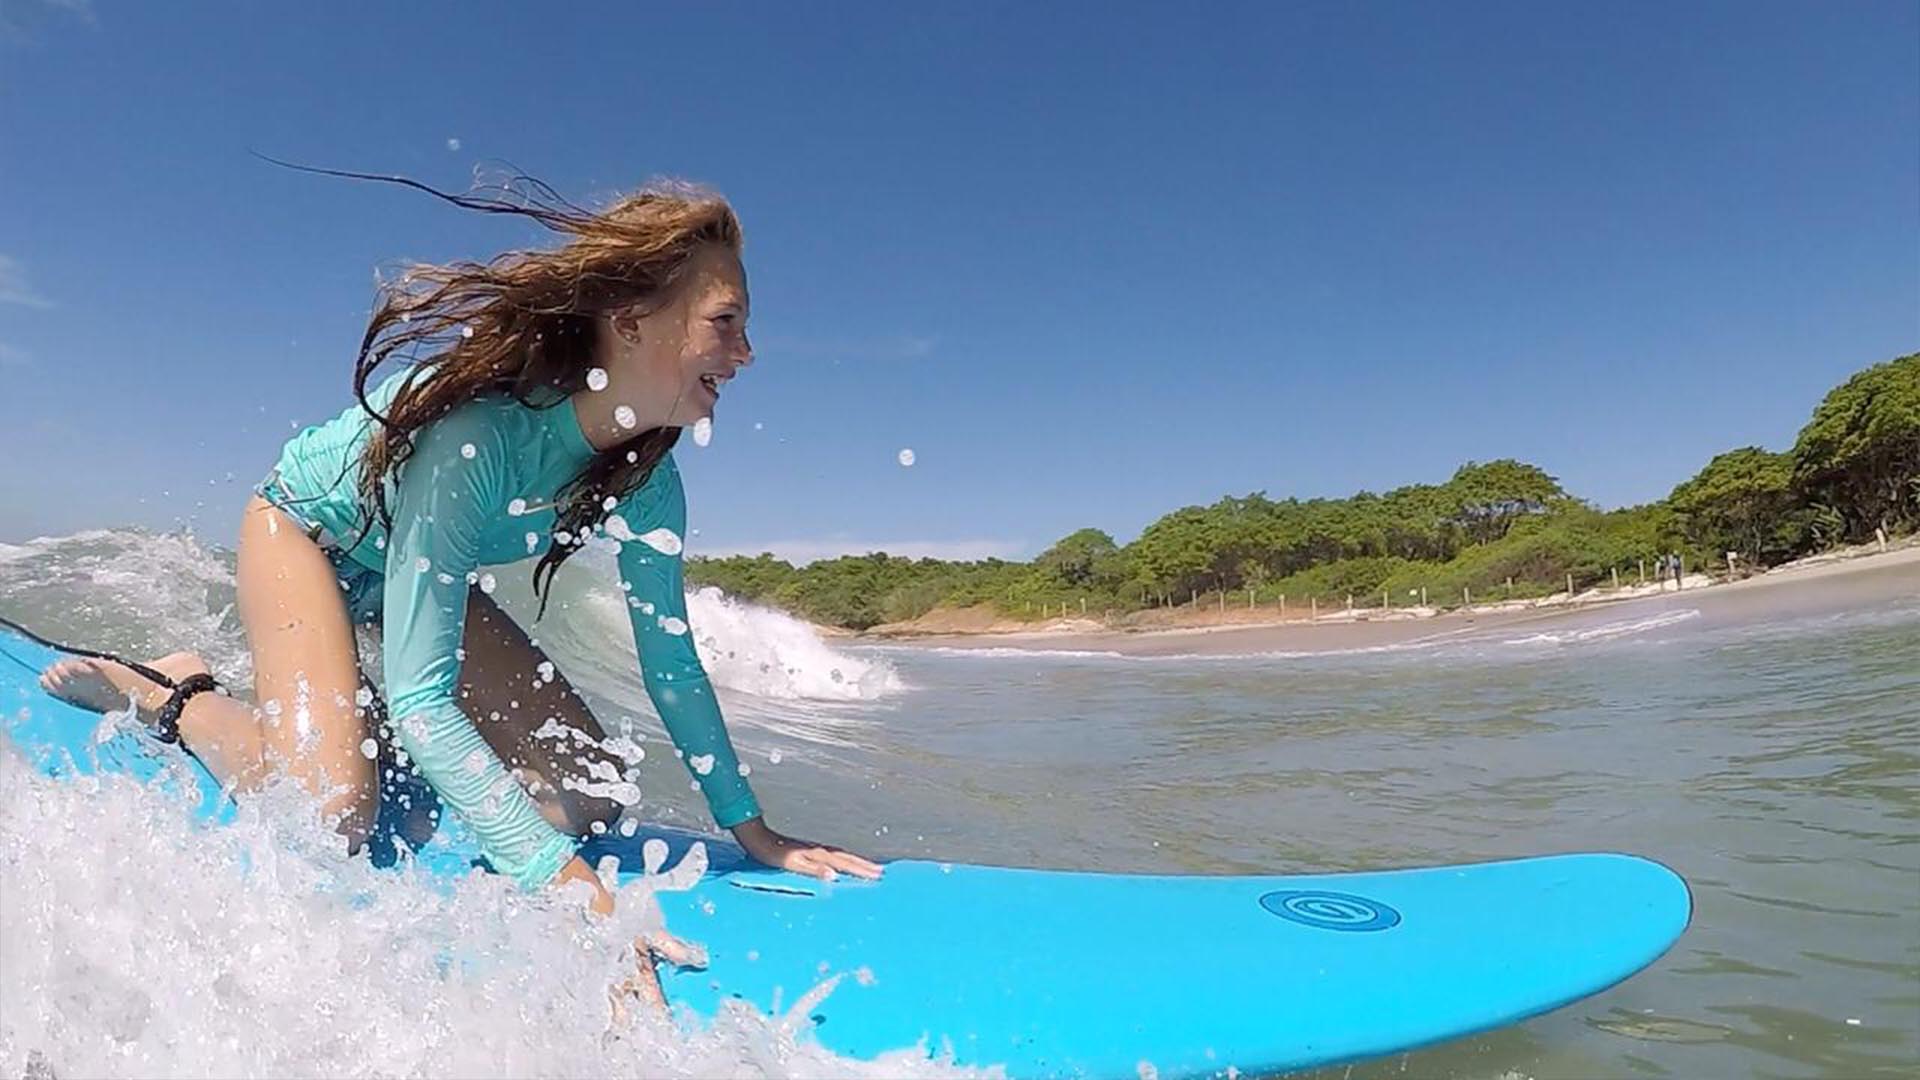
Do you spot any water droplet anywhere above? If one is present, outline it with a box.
[586,367,609,391]
[445,136,461,151]
[897,448,916,467]
[359,738,378,759]
[479,572,497,594]
[414,556,431,573]
[601,495,617,511]
[637,527,682,555]
[614,405,637,429]
[507,497,528,516]
[768,750,783,765]
[460,325,474,339]
[736,762,751,777]
[525,531,539,553]
[691,417,712,446]
[459,442,476,459]
[642,838,669,875]
[618,817,638,837]
[689,754,715,776]
[657,615,688,636]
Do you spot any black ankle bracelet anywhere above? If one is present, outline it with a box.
[153,673,220,744]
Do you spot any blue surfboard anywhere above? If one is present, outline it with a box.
[0,627,1690,1077]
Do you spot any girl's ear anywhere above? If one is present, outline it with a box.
[608,310,644,346]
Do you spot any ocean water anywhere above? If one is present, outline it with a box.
[1,529,1916,1079]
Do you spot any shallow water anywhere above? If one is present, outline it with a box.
[2,529,1916,1079]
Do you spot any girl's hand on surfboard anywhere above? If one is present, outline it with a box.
[732,817,884,881]
[609,930,707,1025]
[563,855,708,1025]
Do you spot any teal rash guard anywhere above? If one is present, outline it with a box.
[268,368,761,889]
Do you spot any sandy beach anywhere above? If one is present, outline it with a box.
[864,541,1920,657]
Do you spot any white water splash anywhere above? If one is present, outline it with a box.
[1503,609,1702,646]
[0,529,250,680]
[0,743,980,1080]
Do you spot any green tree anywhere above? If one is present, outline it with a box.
[1669,447,1807,564]
[1791,353,1920,540]
[1446,459,1566,544]
[1034,528,1119,587]
[1132,506,1220,596]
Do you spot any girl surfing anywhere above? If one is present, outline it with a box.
[34,172,881,1005]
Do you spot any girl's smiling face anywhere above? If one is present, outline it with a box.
[592,243,753,434]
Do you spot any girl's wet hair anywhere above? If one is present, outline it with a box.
[279,160,742,614]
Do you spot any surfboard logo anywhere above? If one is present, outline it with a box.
[1258,889,1401,932]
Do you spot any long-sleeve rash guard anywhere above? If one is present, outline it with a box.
[269,367,760,889]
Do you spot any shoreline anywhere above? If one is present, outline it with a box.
[855,540,1920,656]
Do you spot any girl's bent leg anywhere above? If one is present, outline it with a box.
[235,495,378,848]
[455,588,625,837]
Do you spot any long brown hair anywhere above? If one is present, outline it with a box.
[318,168,741,610]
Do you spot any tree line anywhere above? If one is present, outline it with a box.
[688,353,1918,630]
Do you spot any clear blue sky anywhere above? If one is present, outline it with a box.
[2,1,1915,560]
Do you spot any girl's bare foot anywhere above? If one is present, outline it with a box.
[38,652,208,726]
